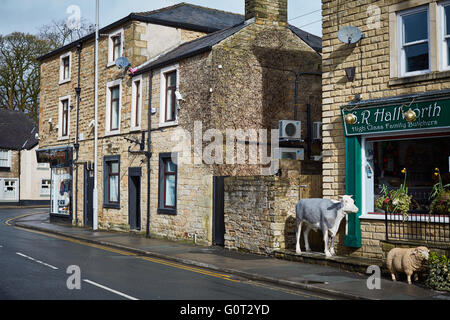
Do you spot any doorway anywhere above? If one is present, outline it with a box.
[213,176,225,246]
[84,164,94,228]
[129,168,142,231]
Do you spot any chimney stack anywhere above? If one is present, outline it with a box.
[245,0,288,26]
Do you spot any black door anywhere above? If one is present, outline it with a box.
[84,164,94,228]
[213,176,225,246]
[129,168,142,231]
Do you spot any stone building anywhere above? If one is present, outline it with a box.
[0,109,50,205]
[37,1,322,247]
[321,0,450,260]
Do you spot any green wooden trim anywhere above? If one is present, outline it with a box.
[344,136,362,248]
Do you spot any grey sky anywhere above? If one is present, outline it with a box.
[0,0,322,37]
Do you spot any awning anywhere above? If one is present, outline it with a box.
[36,146,73,167]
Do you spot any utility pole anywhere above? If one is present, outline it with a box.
[93,0,99,230]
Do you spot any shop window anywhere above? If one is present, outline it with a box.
[398,6,430,77]
[50,167,72,216]
[103,156,120,208]
[364,135,450,217]
[158,153,177,214]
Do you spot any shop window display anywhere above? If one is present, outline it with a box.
[51,167,72,216]
[368,136,450,215]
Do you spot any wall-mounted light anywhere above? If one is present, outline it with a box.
[344,113,357,125]
[404,109,417,122]
[345,67,356,82]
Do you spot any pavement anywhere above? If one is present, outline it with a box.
[12,211,450,300]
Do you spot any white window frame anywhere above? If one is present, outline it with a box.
[439,1,450,71]
[0,150,11,169]
[360,133,450,223]
[159,64,179,128]
[59,52,72,84]
[107,29,125,67]
[40,179,51,196]
[0,178,19,202]
[58,95,71,140]
[397,6,431,77]
[131,75,143,131]
[105,79,122,135]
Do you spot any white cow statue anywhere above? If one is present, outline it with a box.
[295,195,359,257]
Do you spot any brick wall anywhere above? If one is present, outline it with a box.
[321,0,450,259]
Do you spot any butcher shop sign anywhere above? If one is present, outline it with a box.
[341,98,450,136]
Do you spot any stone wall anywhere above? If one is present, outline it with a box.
[224,160,323,255]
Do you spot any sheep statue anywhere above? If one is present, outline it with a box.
[386,246,430,284]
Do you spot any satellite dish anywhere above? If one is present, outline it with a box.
[338,26,364,44]
[115,56,131,70]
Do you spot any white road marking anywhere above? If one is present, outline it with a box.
[16,252,58,270]
[83,279,139,300]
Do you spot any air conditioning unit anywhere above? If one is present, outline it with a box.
[313,122,322,140]
[275,148,305,161]
[279,120,301,140]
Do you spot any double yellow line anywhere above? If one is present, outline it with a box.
[11,225,238,283]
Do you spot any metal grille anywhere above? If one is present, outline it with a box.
[385,212,450,243]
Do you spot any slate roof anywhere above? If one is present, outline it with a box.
[0,109,39,151]
[135,22,248,74]
[37,3,245,62]
[135,3,244,33]
[135,21,322,75]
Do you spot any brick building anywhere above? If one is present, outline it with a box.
[322,0,450,260]
[37,1,322,246]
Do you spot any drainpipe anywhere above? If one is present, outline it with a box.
[74,42,82,226]
[146,70,153,238]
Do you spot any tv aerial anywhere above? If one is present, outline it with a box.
[337,26,364,44]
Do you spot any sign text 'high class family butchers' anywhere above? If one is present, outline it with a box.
[341,99,450,136]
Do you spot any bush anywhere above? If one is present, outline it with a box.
[425,252,450,292]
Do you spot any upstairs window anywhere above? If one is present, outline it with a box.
[59,96,70,139]
[0,150,11,168]
[165,71,177,122]
[131,76,142,130]
[398,7,429,77]
[105,79,122,134]
[108,29,124,66]
[59,52,71,84]
[110,86,120,131]
[440,2,450,70]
